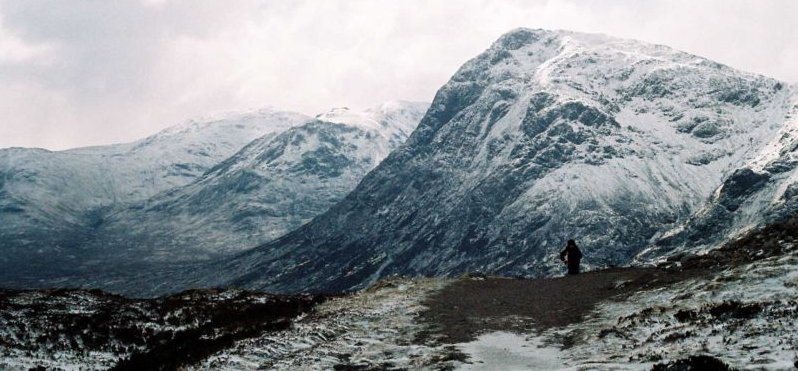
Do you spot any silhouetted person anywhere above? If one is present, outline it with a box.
[559,239,582,275]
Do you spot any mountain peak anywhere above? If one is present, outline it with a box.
[315,106,383,132]
[185,28,795,295]
[492,27,557,49]
[492,27,664,52]
[482,28,777,91]
[315,101,430,134]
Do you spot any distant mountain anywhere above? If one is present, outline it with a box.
[0,109,309,279]
[87,102,428,262]
[0,102,428,287]
[189,28,795,295]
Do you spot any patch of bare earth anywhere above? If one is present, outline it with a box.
[418,216,798,345]
[417,267,703,344]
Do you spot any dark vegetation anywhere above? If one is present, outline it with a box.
[0,288,324,369]
[673,301,763,323]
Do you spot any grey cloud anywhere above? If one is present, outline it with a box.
[0,0,796,149]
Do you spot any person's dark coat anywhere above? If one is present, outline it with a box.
[559,241,583,275]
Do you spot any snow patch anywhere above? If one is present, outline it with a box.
[456,332,567,371]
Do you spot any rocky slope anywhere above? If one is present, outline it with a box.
[640,93,798,260]
[0,287,322,370]
[192,28,795,295]
[532,221,798,370]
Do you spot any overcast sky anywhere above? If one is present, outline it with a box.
[1,0,796,150]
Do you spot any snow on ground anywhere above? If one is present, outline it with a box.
[188,244,796,370]
[0,350,118,371]
[191,277,465,370]
[515,249,798,370]
[0,290,126,370]
[1,252,795,370]
[448,244,798,370]
[456,332,566,371]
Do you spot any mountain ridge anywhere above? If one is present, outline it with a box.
[85,101,429,262]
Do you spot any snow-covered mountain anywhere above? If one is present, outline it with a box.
[84,102,428,262]
[0,108,309,281]
[189,28,795,295]
[0,102,428,288]
[2,27,796,370]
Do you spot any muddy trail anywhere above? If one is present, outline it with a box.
[418,217,798,344]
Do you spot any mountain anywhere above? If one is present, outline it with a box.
[85,102,428,263]
[0,108,310,279]
[190,28,795,295]
[0,102,428,289]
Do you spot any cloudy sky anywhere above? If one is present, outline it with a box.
[1,0,796,150]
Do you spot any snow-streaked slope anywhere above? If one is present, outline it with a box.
[86,102,428,262]
[0,109,309,281]
[3,108,310,205]
[190,278,456,370]
[536,245,798,369]
[640,88,798,260]
[186,28,792,295]
[452,244,798,371]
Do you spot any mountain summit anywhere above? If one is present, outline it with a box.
[195,28,795,294]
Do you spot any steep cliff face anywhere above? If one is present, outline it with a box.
[204,29,793,294]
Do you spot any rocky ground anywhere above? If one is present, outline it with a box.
[1,219,796,370]
[189,278,462,370]
[0,288,322,370]
[417,218,798,370]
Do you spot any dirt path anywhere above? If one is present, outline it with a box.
[418,267,704,343]
[418,218,798,344]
